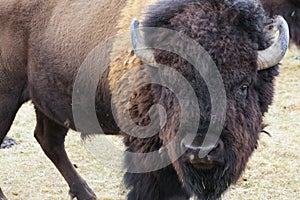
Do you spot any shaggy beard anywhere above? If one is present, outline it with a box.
[179,161,234,200]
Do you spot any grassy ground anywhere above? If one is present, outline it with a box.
[0,47,299,200]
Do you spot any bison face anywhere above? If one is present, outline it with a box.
[125,0,289,199]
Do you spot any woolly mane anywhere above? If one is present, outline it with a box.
[124,1,280,199]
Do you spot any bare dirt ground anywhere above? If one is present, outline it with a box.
[0,47,299,200]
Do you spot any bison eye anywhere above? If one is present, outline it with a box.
[239,83,249,96]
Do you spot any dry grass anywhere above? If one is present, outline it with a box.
[0,47,299,200]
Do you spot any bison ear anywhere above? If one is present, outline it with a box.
[130,18,157,65]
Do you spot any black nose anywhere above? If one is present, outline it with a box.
[184,139,225,168]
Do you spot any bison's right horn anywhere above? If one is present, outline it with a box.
[130,18,157,65]
[257,16,289,71]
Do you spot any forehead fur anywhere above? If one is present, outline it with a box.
[142,0,272,82]
[143,0,271,48]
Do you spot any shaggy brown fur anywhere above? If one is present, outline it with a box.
[0,0,281,199]
[262,0,300,46]
[124,0,278,199]
[0,0,156,199]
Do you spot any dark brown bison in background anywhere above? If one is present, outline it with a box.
[0,0,289,199]
[262,0,300,46]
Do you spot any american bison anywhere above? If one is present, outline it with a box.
[262,0,300,46]
[0,0,289,200]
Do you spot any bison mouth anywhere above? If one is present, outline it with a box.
[170,137,233,199]
[177,156,232,200]
[180,143,226,176]
[184,155,224,170]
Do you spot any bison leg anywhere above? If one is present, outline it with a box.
[125,165,190,200]
[0,75,28,198]
[0,79,27,145]
[0,187,7,200]
[34,108,97,200]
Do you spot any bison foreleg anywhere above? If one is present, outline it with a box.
[0,70,28,198]
[0,78,27,145]
[34,108,97,200]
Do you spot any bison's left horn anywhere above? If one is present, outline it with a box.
[130,18,157,65]
[257,16,289,71]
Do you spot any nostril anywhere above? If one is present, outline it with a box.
[208,140,224,155]
[218,139,224,150]
[215,143,220,150]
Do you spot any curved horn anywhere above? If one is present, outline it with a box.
[257,16,289,71]
[130,18,156,65]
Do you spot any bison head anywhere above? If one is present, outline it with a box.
[124,0,289,199]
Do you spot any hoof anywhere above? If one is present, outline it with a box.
[69,181,97,200]
[0,137,17,149]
